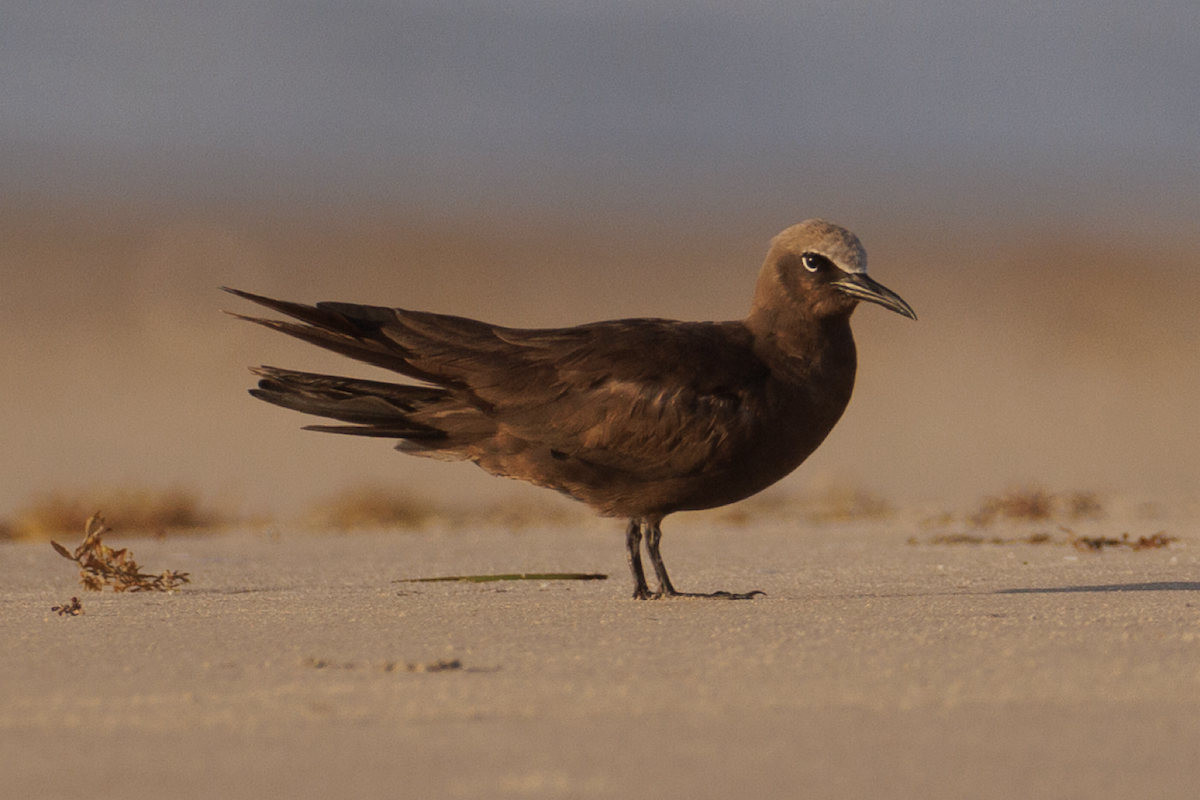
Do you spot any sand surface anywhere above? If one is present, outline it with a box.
[4,516,1199,799]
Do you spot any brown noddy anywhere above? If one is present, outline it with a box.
[226,219,916,599]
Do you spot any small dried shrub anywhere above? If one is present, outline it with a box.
[803,482,893,523]
[11,486,222,540]
[924,531,1055,547]
[968,486,1107,527]
[1062,491,1104,520]
[971,486,1056,526]
[51,513,190,592]
[1068,530,1176,552]
[920,526,1175,552]
[307,484,436,530]
[51,597,83,616]
[719,480,893,526]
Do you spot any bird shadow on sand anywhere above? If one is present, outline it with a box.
[998,581,1200,594]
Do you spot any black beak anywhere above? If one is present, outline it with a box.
[833,273,917,320]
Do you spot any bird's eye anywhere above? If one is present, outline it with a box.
[800,253,830,273]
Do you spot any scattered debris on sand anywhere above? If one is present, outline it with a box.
[51,513,191,592]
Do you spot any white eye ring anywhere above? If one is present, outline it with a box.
[801,254,821,273]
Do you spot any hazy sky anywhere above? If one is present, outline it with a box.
[3,1,1198,219]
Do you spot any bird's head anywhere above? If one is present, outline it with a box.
[751,219,917,325]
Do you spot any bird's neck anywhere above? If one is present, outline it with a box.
[745,302,857,376]
[743,305,859,469]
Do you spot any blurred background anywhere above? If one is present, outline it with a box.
[2,1,1198,528]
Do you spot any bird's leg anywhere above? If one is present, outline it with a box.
[644,519,765,600]
[643,518,679,597]
[625,518,653,600]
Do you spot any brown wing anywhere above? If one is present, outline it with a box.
[227,289,773,482]
[452,319,772,481]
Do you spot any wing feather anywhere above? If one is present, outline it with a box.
[228,289,774,482]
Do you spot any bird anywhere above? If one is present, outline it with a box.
[225,219,916,600]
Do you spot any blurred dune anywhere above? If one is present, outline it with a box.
[2,200,1198,522]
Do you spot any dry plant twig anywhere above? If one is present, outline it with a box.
[51,597,83,616]
[917,526,1177,552]
[1068,530,1176,552]
[398,572,607,584]
[50,513,191,592]
[302,657,468,672]
[969,486,1104,527]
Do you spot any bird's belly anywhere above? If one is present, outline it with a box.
[473,380,850,519]
[548,431,822,518]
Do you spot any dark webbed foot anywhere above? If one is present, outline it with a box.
[621,517,766,600]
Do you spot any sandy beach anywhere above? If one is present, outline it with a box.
[4,512,1198,799]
